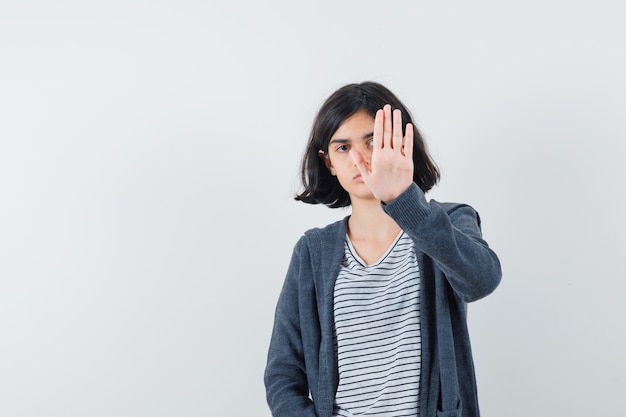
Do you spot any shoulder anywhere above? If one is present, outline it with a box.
[430,200,470,212]
[285,217,348,290]
[301,216,348,245]
[289,217,348,265]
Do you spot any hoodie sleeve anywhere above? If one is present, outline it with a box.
[382,183,502,302]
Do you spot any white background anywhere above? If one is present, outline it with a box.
[1,1,625,416]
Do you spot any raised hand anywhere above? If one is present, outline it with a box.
[350,104,414,203]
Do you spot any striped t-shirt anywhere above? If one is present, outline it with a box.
[332,231,421,417]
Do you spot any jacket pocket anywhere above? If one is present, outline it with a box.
[437,405,462,417]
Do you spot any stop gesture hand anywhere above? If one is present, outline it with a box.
[350,104,414,203]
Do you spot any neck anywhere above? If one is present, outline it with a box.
[347,197,401,241]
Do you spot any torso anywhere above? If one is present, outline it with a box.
[332,231,422,417]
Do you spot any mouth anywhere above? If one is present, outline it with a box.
[353,174,363,181]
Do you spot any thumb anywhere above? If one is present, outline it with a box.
[349,149,370,179]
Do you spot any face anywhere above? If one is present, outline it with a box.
[321,110,375,202]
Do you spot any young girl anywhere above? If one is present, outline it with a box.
[264,82,502,417]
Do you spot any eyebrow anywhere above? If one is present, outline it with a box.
[329,132,374,144]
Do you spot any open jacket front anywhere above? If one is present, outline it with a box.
[264,183,502,417]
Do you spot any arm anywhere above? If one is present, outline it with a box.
[383,183,502,302]
[350,104,501,302]
[264,238,318,417]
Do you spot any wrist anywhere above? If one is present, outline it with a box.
[379,182,413,205]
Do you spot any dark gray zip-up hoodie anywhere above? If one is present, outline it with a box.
[265,183,502,417]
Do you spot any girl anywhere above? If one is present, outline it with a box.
[264,82,501,417]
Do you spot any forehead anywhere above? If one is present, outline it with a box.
[330,110,375,140]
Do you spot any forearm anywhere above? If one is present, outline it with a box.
[382,183,502,302]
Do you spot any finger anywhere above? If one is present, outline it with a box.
[403,123,414,157]
[373,108,384,150]
[383,104,392,149]
[349,149,370,179]
[392,109,403,150]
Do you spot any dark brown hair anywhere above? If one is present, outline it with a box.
[295,81,440,208]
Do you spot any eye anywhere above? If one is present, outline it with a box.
[367,138,374,147]
[336,144,349,152]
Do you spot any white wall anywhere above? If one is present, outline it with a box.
[1,1,624,416]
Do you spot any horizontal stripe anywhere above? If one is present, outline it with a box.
[333,232,421,417]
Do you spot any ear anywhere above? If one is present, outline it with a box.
[318,150,336,176]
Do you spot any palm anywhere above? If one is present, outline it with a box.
[350,104,414,203]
